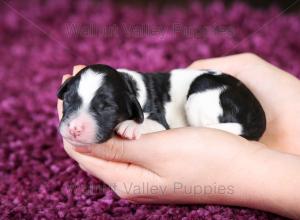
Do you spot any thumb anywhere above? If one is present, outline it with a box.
[63,138,158,188]
[74,129,182,168]
[75,134,157,166]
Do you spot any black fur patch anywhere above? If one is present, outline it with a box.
[141,73,171,129]
[187,73,266,140]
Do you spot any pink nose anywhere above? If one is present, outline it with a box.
[68,121,84,138]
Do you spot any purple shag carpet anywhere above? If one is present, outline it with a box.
[0,0,299,219]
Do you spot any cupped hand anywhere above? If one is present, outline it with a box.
[57,54,300,218]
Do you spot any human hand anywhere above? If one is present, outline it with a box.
[190,53,300,154]
[57,55,300,218]
[57,66,261,204]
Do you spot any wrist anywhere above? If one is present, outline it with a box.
[229,145,300,218]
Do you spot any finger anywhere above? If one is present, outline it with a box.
[57,74,72,120]
[73,65,86,75]
[63,138,155,185]
[77,157,155,186]
[62,74,72,83]
[57,64,85,120]
[62,139,111,176]
[75,128,192,167]
[78,159,160,198]
[188,53,260,77]
[57,99,63,120]
[74,133,157,166]
[188,54,239,75]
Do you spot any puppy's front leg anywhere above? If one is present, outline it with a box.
[115,119,166,140]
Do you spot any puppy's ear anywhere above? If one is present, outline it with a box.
[57,77,74,100]
[120,74,144,123]
[127,94,144,123]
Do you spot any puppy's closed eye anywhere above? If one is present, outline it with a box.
[94,102,116,113]
[98,103,112,111]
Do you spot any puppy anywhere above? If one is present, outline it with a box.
[57,64,266,146]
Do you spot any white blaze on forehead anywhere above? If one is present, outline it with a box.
[78,69,104,107]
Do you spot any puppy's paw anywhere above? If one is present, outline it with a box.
[115,120,142,140]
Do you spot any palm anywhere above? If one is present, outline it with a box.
[259,84,300,154]
[237,59,300,154]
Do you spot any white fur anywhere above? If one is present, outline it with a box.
[185,88,224,126]
[78,69,104,108]
[115,119,166,139]
[117,68,147,108]
[185,88,242,135]
[164,69,210,128]
[61,69,104,145]
[140,119,166,133]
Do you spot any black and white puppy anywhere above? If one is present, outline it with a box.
[57,64,266,146]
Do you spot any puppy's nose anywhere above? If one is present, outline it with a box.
[68,121,84,138]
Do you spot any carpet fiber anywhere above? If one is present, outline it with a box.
[0,0,299,219]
